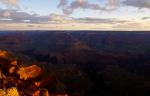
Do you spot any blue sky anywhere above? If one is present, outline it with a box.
[0,0,150,30]
[18,0,107,16]
[19,0,61,15]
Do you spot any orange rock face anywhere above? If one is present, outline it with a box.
[0,50,16,61]
[0,50,10,59]
[0,50,50,96]
[17,65,43,80]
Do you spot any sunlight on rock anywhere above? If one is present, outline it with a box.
[0,50,8,58]
[0,87,19,96]
[17,65,42,80]
[10,60,18,66]
[9,66,16,74]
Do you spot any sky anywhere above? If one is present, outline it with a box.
[0,0,150,30]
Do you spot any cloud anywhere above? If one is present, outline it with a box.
[2,11,11,17]
[123,0,150,9]
[0,9,49,23]
[58,0,120,15]
[0,0,120,15]
[76,17,123,24]
[141,17,150,20]
[111,0,150,9]
[0,0,19,8]
[49,13,74,23]
[58,0,107,14]
[0,9,75,24]
[58,0,68,8]
[0,8,127,25]
[113,21,150,30]
[108,0,119,6]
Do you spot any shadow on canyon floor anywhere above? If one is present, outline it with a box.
[1,31,150,96]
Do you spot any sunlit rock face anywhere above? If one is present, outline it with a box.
[17,65,43,80]
[0,50,18,75]
[0,50,81,96]
[0,50,46,96]
[0,87,19,96]
[0,50,42,79]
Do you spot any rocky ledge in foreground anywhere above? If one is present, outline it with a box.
[0,50,68,96]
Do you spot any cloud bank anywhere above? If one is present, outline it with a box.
[0,9,49,23]
[0,0,150,15]
[58,0,150,14]
[58,0,120,14]
[0,0,19,8]
[0,9,75,24]
[123,0,150,9]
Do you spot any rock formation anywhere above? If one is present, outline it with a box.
[0,50,49,96]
